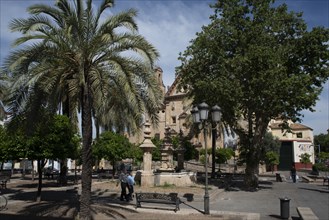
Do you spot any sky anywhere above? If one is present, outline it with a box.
[0,0,328,135]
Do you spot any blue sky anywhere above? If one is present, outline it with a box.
[0,0,328,135]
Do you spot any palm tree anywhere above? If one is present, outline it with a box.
[4,0,162,219]
[0,74,10,120]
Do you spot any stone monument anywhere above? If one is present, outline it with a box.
[176,129,185,172]
[139,120,155,186]
[158,127,174,172]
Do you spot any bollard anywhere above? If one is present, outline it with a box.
[279,197,290,219]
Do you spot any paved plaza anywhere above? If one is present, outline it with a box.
[0,171,328,219]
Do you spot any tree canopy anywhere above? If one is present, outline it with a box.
[3,0,161,217]
[178,0,329,187]
[93,131,141,170]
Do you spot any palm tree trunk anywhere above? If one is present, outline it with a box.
[80,86,93,220]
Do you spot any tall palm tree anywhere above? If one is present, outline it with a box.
[0,74,10,120]
[4,0,162,219]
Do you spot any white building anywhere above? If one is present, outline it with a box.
[268,119,315,170]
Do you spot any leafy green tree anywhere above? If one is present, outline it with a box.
[4,0,161,217]
[259,132,281,172]
[151,137,162,161]
[215,148,234,173]
[178,0,329,188]
[300,153,311,168]
[199,148,212,165]
[313,152,329,172]
[265,151,279,173]
[262,132,281,154]
[93,131,134,177]
[319,152,329,162]
[215,148,234,164]
[314,133,329,154]
[181,137,198,161]
[126,144,143,167]
[7,109,78,202]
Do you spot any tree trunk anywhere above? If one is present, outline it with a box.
[244,151,259,188]
[243,119,268,189]
[36,159,43,202]
[79,85,93,220]
[32,161,35,181]
[59,159,68,186]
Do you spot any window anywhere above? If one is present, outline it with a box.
[296,132,303,138]
[172,116,176,124]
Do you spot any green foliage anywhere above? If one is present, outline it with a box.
[182,138,199,161]
[199,154,206,165]
[319,152,329,161]
[150,137,162,161]
[0,125,9,162]
[215,148,234,164]
[4,0,161,215]
[93,131,133,165]
[171,134,198,161]
[178,0,329,187]
[5,110,79,162]
[265,151,279,169]
[260,132,281,167]
[48,115,80,160]
[127,144,143,164]
[313,163,329,172]
[161,182,176,188]
[300,153,311,166]
[262,132,281,154]
[199,148,212,155]
[314,133,329,153]
[171,136,180,149]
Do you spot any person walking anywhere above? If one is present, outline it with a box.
[127,172,135,201]
[291,165,297,183]
[117,170,129,201]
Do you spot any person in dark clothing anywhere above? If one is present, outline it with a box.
[117,170,129,201]
[291,165,297,183]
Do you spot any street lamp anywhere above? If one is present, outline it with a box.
[191,102,221,215]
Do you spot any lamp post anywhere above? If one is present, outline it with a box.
[191,102,221,215]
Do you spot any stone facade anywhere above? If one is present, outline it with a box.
[128,67,224,151]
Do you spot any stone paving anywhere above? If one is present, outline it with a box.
[0,172,328,220]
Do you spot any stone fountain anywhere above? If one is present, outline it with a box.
[139,121,197,187]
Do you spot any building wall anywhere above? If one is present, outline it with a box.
[293,141,315,169]
[268,119,315,169]
[128,68,224,150]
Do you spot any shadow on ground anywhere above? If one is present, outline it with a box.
[3,182,138,219]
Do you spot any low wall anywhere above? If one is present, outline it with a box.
[154,172,197,186]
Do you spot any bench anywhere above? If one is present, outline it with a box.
[0,171,12,189]
[97,172,112,181]
[297,207,319,220]
[301,176,314,183]
[307,175,319,182]
[276,173,286,182]
[0,176,10,189]
[135,192,180,212]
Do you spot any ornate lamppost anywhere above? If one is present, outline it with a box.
[191,102,221,215]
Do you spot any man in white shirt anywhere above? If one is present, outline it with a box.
[127,172,135,201]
